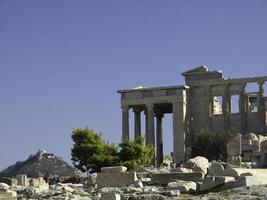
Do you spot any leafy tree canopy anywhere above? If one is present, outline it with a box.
[71,128,153,172]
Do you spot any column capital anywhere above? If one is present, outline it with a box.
[258,80,265,86]
[121,105,129,109]
[132,106,143,112]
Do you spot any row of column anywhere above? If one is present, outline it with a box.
[121,104,163,166]
[208,81,266,133]
[121,102,186,166]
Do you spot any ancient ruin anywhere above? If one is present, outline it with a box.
[118,66,267,166]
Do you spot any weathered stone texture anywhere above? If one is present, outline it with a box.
[96,172,138,188]
[101,166,127,173]
[185,156,209,175]
[151,172,204,185]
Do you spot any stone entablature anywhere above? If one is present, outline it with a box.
[118,66,267,166]
[119,85,187,104]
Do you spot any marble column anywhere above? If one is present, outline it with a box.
[156,112,164,167]
[207,85,213,130]
[134,108,142,142]
[146,104,155,146]
[122,105,129,142]
[145,110,149,145]
[146,104,155,166]
[223,84,230,130]
[172,101,186,163]
[258,81,266,133]
[240,83,247,133]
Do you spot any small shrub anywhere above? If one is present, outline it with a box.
[118,137,154,169]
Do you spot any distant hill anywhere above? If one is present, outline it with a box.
[0,150,80,178]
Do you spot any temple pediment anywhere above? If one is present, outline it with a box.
[181,66,208,76]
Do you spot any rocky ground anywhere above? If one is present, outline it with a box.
[1,155,267,199]
[2,181,267,200]
[2,151,267,200]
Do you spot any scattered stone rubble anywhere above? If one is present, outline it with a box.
[227,133,267,168]
[2,156,267,199]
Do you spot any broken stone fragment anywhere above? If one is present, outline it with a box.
[0,183,9,191]
[132,166,159,174]
[140,177,151,183]
[170,167,193,173]
[222,167,267,178]
[0,190,17,199]
[101,166,127,173]
[160,190,180,197]
[199,176,234,191]
[151,172,204,185]
[167,180,197,193]
[185,156,209,175]
[100,192,121,200]
[208,160,225,176]
[62,185,75,193]
[0,183,17,200]
[96,172,138,188]
[221,175,267,190]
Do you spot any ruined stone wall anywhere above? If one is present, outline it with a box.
[182,66,267,143]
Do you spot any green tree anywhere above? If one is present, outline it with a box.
[118,137,154,169]
[71,128,154,172]
[71,128,119,173]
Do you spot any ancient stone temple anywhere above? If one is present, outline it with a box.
[117,66,267,166]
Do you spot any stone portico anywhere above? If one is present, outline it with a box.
[118,66,267,166]
[118,86,187,166]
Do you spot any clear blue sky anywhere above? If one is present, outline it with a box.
[1,0,267,170]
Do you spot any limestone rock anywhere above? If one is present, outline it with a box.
[167,180,197,193]
[208,160,224,176]
[140,177,151,183]
[0,190,17,199]
[101,192,120,200]
[97,172,138,188]
[62,185,75,193]
[126,194,168,200]
[199,176,234,191]
[133,166,159,174]
[170,167,193,173]
[0,183,17,200]
[0,183,9,190]
[185,156,209,175]
[244,132,259,141]
[151,172,204,185]
[101,166,127,173]
[223,167,267,178]
[160,190,180,197]
[222,175,267,190]
[0,177,17,186]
